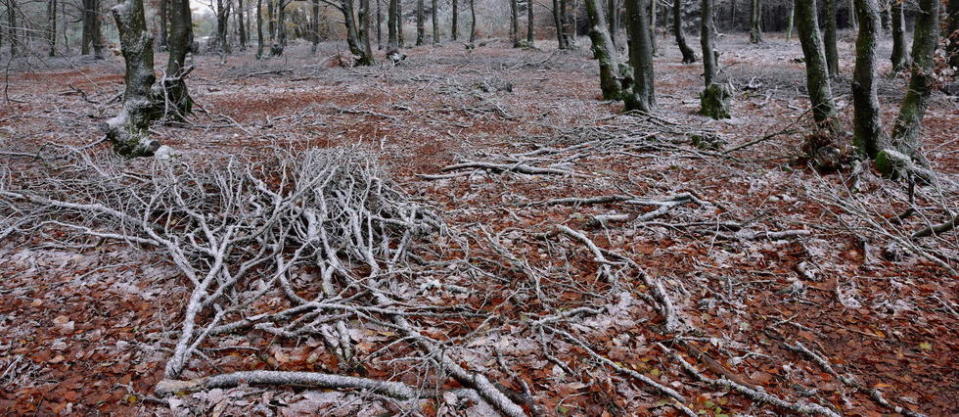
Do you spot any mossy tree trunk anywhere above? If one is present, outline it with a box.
[624,0,655,111]
[511,0,519,46]
[852,0,886,157]
[585,0,630,100]
[164,0,193,119]
[823,0,839,76]
[469,0,476,43]
[888,0,939,162]
[673,0,697,63]
[795,0,837,129]
[699,0,730,118]
[358,0,374,64]
[107,0,164,157]
[890,1,909,72]
[750,0,762,43]
[416,0,424,45]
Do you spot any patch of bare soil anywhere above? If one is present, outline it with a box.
[1,36,957,417]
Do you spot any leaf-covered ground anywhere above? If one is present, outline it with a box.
[1,34,957,416]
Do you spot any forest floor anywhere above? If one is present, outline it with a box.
[1,33,958,417]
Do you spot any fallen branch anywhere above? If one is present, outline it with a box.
[155,371,419,399]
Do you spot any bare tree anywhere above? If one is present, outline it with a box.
[469,0,476,43]
[257,0,264,57]
[794,0,836,129]
[948,0,958,69]
[887,0,939,164]
[528,0,534,43]
[388,0,398,48]
[432,0,438,43]
[852,0,885,157]
[890,0,908,72]
[624,0,655,111]
[165,0,193,119]
[452,0,458,41]
[358,0,374,63]
[47,0,56,56]
[416,0,424,45]
[672,0,696,63]
[238,0,247,49]
[823,0,838,76]
[749,0,762,42]
[81,0,104,58]
[585,0,630,99]
[215,0,232,53]
[510,0,519,46]
[699,0,730,118]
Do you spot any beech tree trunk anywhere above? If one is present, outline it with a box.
[673,0,696,63]
[164,0,193,119]
[388,0,398,48]
[398,0,404,46]
[511,0,519,46]
[624,0,655,111]
[358,0,374,63]
[238,0,246,49]
[432,0,438,43]
[310,0,319,53]
[649,0,657,54]
[585,0,628,99]
[527,0,534,43]
[377,0,382,48]
[469,0,476,43]
[82,0,103,58]
[553,0,567,48]
[795,0,836,129]
[890,1,909,72]
[47,0,57,57]
[749,0,762,43]
[948,0,958,69]
[216,0,231,53]
[256,0,264,57]
[159,0,168,49]
[888,0,939,162]
[107,0,163,157]
[416,0,424,45]
[785,1,793,40]
[452,0,458,41]
[700,0,730,118]
[823,0,839,76]
[608,0,618,45]
[852,0,885,157]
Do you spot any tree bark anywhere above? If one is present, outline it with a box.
[165,0,193,119]
[377,0,382,48]
[608,0,618,45]
[416,0,424,45]
[310,0,319,53]
[469,0,476,43]
[358,0,374,63]
[890,1,909,72]
[107,0,164,157]
[795,0,837,129]
[216,0,231,53]
[48,0,57,56]
[948,0,958,69]
[649,0,657,54]
[256,0,264,57]
[511,0,519,46]
[397,0,404,46]
[7,0,18,56]
[238,0,247,49]
[585,0,628,99]
[852,0,885,157]
[388,0,398,48]
[785,1,793,41]
[553,0,566,47]
[699,0,730,118]
[624,0,655,111]
[82,0,104,58]
[452,0,458,41]
[528,0,535,42]
[159,0,168,49]
[432,0,438,43]
[749,0,762,43]
[673,0,696,63]
[888,0,939,162]
[823,0,839,76]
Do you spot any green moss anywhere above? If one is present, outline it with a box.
[699,83,731,119]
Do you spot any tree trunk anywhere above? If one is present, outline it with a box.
[585,0,628,99]
[397,0,404,46]
[238,0,246,48]
[48,0,57,57]
[343,0,364,57]
[552,0,566,47]
[416,0,424,45]
[216,0,231,53]
[795,0,836,128]
[890,1,909,72]
[358,0,374,63]
[257,0,264,57]
[107,0,164,157]
[888,0,939,162]
[624,0,655,111]
[452,0,458,41]
[81,0,104,58]
[432,0,438,43]
[528,0,535,43]
[469,0,476,43]
[377,0,382,48]
[948,0,958,69]
[7,0,17,56]
[609,0,618,45]
[511,0,519,46]
[750,0,762,43]
[649,0,657,54]
[852,0,885,157]
[785,1,793,41]
[673,0,696,63]
[311,0,319,53]
[388,0,398,48]
[165,0,193,119]
[699,0,730,118]
[823,0,838,76]
[159,0,168,49]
